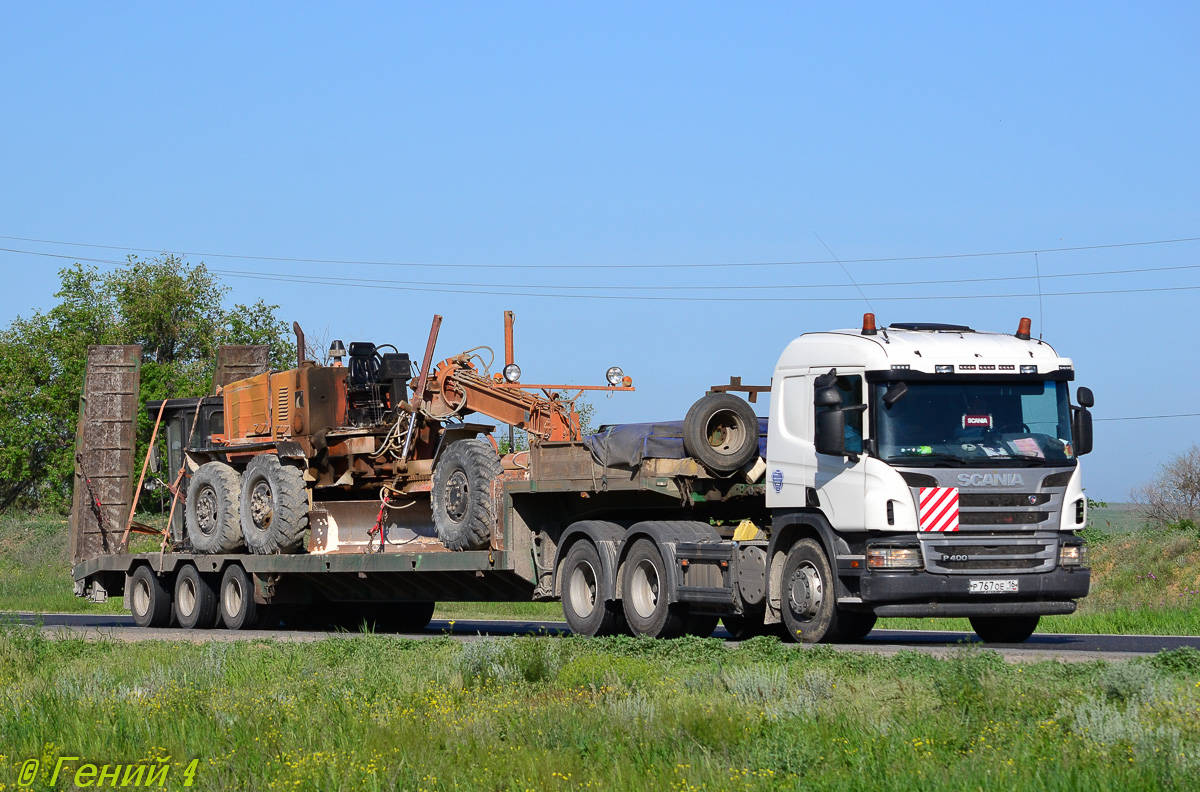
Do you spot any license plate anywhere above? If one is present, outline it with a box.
[969,579,1019,594]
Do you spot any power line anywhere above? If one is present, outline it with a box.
[210,268,1200,302]
[3,245,1199,294]
[1095,413,1200,422]
[1,232,1198,270]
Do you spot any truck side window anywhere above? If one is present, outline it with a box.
[816,375,863,454]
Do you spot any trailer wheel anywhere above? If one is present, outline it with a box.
[683,393,760,474]
[835,611,877,643]
[432,439,502,551]
[240,454,308,555]
[174,564,219,629]
[621,538,687,639]
[129,565,172,628]
[779,538,839,643]
[684,613,719,638]
[560,541,626,637]
[969,615,1040,643]
[186,462,244,554]
[355,602,437,633]
[218,564,260,630]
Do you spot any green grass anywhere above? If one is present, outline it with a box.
[3,509,1198,636]
[1,626,1199,790]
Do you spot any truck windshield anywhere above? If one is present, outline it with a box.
[872,380,1075,467]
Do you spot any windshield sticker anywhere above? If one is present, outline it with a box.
[979,444,1010,457]
[962,414,992,429]
[1010,437,1045,458]
[899,445,934,456]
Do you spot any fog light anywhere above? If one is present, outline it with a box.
[866,546,923,569]
[1060,543,1087,567]
[503,363,522,383]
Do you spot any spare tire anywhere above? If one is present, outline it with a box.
[432,439,502,551]
[186,462,244,554]
[683,393,761,474]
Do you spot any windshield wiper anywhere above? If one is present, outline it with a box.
[886,453,971,467]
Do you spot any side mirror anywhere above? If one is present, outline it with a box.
[815,408,846,457]
[1077,386,1094,409]
[883,381,908,407]
[815,386,843,408]
[1072,407,1093,456]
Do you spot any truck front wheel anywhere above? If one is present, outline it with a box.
[969,615,1040,643]
[779,538,838,643]
[621,538,687,639]
[560,540,626,637]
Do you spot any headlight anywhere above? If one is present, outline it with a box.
[1059,543,1088,567]
[503,363,521,383]
[866,545,923,570]
[606,366,624,386]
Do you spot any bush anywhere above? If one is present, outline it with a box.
[1150,647,1200,675]
[1133,445,1200,529]
[455,637,563,686]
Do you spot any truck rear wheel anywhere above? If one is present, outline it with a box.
[129,565,172,628]
[240,454,308,555]
[186,462,244,554]
[621,538,687,639]
[219,564,260,630]
[684,613,719,637]
[174,564,218,629]
[969,615,1040,643]
[779,538,838,643]
[432,439,501,551]
[561,540,626,637]
[683,393,760,474]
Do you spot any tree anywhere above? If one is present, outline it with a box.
[0,255,292,512]
[1132,444,1200,528]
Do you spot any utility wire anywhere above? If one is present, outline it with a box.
[2,245,1199,294]
[1094,413,1200,422]
[814,232,873,312]
[1,232,1198,270]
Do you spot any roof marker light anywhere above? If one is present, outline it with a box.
[1016,317,1032,340]
[935,365,954,374]
[861,313,878,335]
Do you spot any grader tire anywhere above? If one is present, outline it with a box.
[432,440,502,551]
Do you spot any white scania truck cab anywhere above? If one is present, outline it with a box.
[762,315,1093,643]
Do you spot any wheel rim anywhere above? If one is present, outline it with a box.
[132,578,150,617]
[248,480,274,533]
[788,561,824,619]
[629,557,661,619]
[224,576,244,619]
[705,409,747,458]
[444,469,469,523]
[196,486,219,536]
[568,559,598,618]
[178,576,197,618]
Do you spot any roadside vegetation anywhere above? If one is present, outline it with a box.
[2,624,1199,790]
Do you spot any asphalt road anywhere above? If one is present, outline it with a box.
[13,612,1200,662]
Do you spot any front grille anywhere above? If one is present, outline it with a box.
[959,493,1051,507]
[922,535,1057,575]
[959,511,1049,525]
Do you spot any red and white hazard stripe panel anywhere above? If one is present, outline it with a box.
[918,487,960,532]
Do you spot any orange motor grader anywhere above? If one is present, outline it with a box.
[153,313,632,557]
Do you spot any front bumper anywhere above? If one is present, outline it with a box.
[859,567,1090,618]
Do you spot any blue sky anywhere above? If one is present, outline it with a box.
[1,3,1197,500]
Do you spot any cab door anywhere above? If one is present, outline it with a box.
[812,368,868,531]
